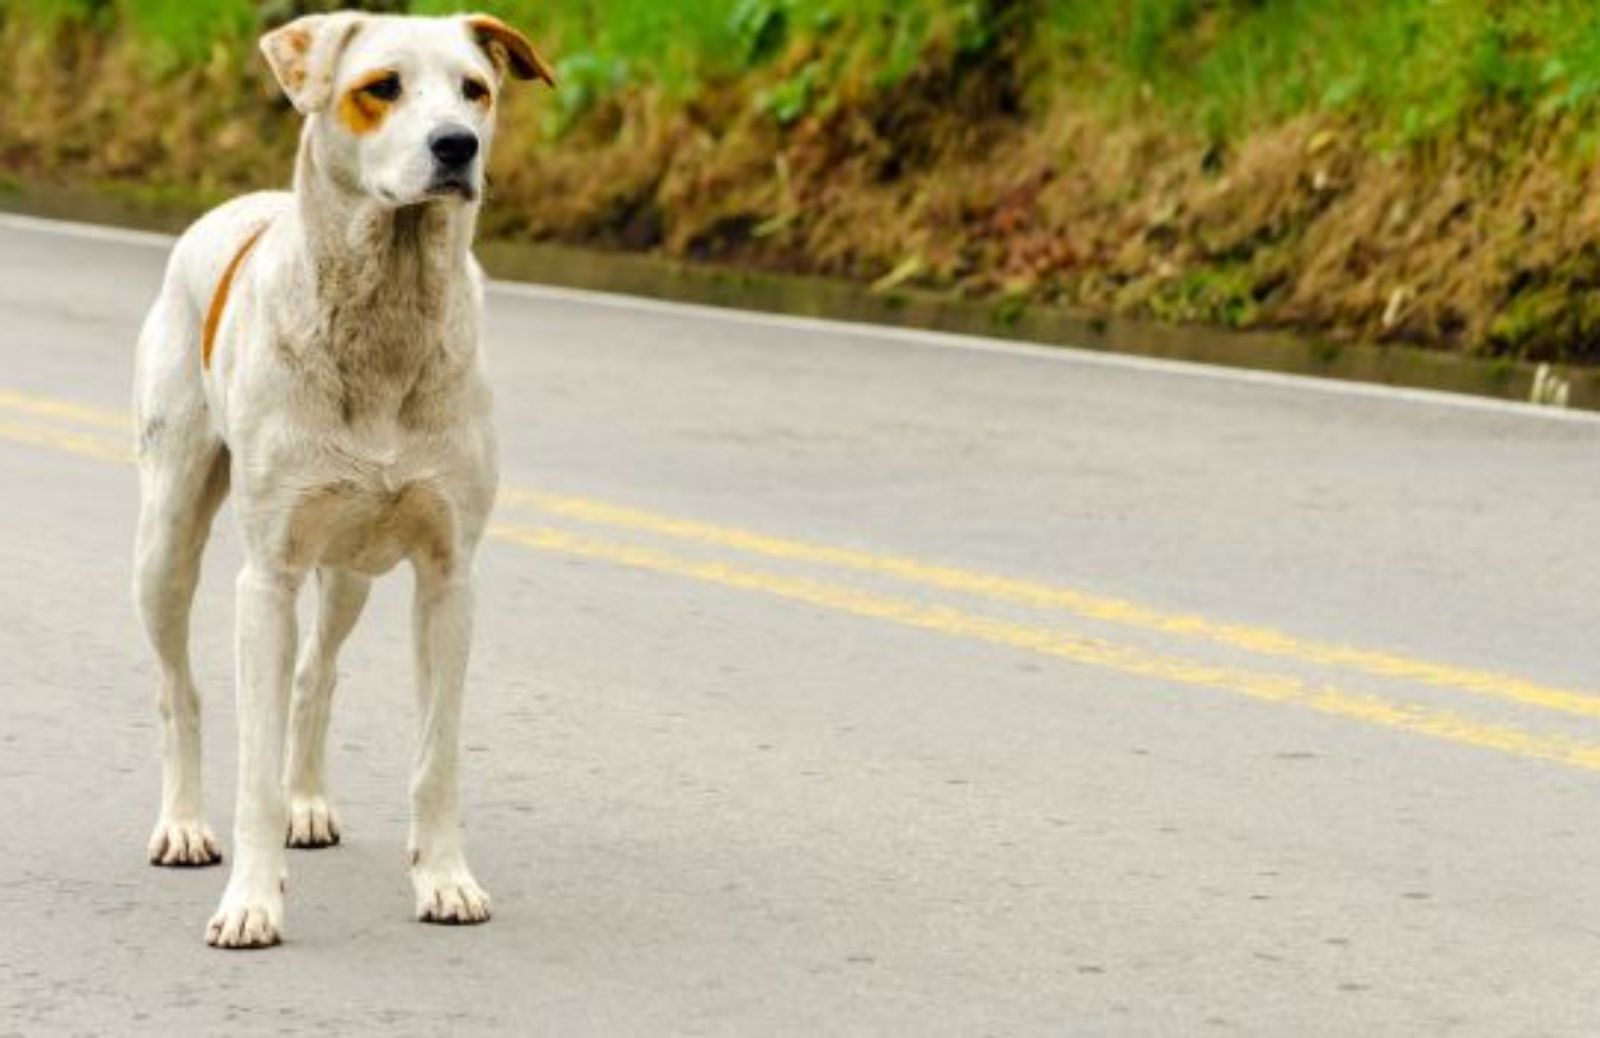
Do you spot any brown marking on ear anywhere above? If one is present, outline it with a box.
[203,222,271,370]
[278,27,311,91]
[467,15,556,86]
[261,18,320,106]
[337,70,398,136]
[260,13,367,114]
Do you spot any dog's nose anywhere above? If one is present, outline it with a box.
[429,126,480,169]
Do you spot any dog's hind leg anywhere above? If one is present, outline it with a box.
[133,302,230,868]
[284,567,371,849]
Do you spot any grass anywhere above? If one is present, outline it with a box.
[415,0,1600,149]
[413,0,740,96]
[1044,0,1600,147]
[9,1,1600,359]
[2,0,255,66]
[408,0,999,129]
[17,0,1600,147]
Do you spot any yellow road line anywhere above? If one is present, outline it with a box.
[491,522,1600,775]
[0,419,134,465]
[0,388,130,432]
[5,385,1599,723]
[500,489,1600,720]
[5,408,1600,774]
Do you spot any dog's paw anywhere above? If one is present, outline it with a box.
[412,867,492,925]
[206,889,284,950]
[148,818,222,867]
[286,794,341,849]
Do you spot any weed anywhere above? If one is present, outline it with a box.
[13,2,1600,360]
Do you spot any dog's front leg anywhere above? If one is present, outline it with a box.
[208,564,301,949]
[409,562,491,924]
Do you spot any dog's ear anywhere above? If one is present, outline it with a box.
[465,14,556,87]
[260,13,367,114]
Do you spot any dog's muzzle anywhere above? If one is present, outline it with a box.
[427,125,481,199]
[430,125,479,168]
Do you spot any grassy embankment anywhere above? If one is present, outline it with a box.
[7,1,1600,361]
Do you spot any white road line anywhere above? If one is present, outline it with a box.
[3,209,1594,425]
[0,211,178,248]
[497,280,1600,424]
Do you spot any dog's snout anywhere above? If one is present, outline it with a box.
[429,126,479,169]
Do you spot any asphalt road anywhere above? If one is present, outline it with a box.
[5,212,1600,1036]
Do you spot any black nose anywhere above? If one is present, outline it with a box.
[429,126,479,169]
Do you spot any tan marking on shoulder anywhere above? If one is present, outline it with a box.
[202,222,271,370]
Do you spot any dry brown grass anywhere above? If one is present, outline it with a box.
[6,16,1600,361]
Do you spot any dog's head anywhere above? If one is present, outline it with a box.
[261,13,554,206]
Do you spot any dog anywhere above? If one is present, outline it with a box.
[131,11,552,949]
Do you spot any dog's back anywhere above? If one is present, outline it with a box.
[132,191,292,438]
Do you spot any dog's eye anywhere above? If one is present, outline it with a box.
[361,74,402,102]
[462,78,490,104]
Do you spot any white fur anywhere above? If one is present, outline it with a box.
[132,13,540,948]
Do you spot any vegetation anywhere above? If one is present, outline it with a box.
[8,0,1600,359]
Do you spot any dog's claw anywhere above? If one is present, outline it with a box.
[286,795,341,849]
[413,870,492,925]
[148,819,223,867]
[207,895,283,949]
[206,895,284,946]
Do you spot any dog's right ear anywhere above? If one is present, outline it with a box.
[465,14,556,87]
[260,13,366,114]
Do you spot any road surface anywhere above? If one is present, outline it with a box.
[4,213,1600,1036]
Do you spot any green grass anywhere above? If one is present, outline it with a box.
[407,0,992,109]
[0,0,252,65]
[1045,0,1600,144]
[10,0,1600,357]
[411,0,1600,147]
[413,0,740,95]
[12,0,1600,146]
[484,0,1600,148]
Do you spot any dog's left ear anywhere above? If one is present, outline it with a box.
[465,15,556,87]
[260,13,368,114]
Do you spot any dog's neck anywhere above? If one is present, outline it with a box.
[284,127,483,426]
[293,130,478,323]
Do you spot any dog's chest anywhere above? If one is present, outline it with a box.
[229,205,493,575]
[267,420,486,577]
[308,481,453,576]
[285,454,457,575]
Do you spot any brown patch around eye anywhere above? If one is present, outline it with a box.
[337,70,399,136]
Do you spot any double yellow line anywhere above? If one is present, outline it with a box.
[5,385,1600,773]
[504,489,1600,720]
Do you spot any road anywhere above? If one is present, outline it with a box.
[3,212,1600,1036]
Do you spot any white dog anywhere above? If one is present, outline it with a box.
[131,11,552,949]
